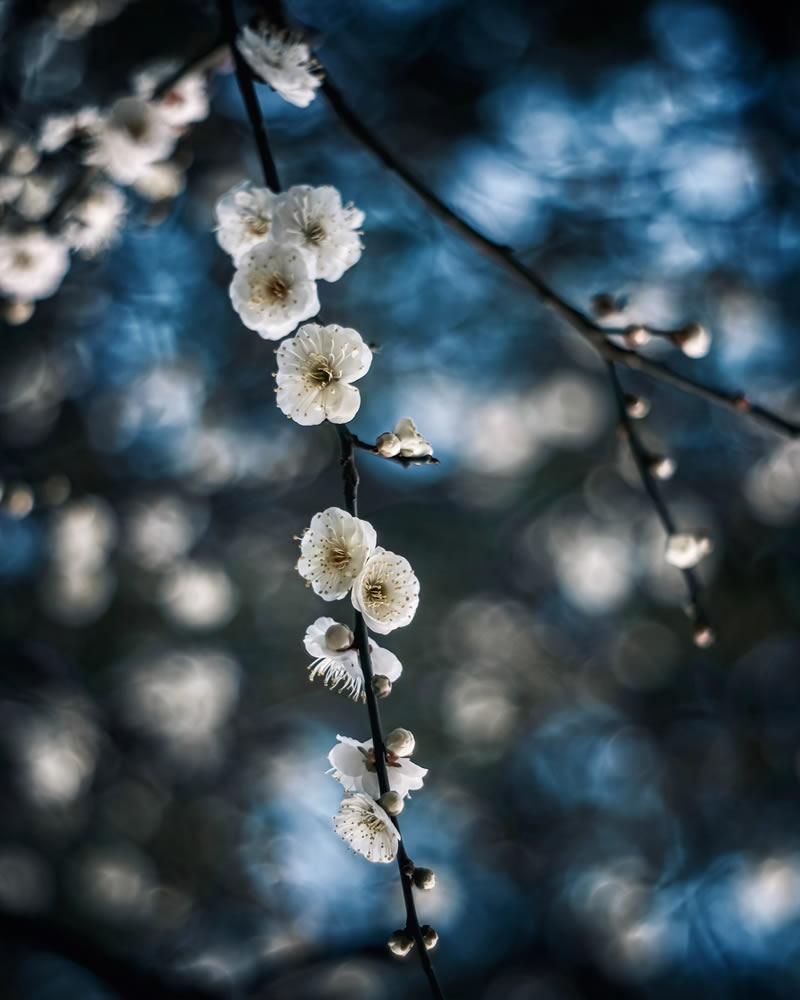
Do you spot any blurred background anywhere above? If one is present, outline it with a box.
[1,0,800,997]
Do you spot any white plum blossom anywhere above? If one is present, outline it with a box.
[393,417,434,458]
[0,230,70,300]
[333,792,399,863]
[133,62,210,128]
[272,185,364,281]
[215,180,278,262]
[237,25,322,108]
[64,182,126,257]
[352,546,420,634]
[328,735,426,800]
[304,615,403,699]
[297,508,376,600]
[665,533,713,569]
[674,322,712,359]
[132,161,185,202]
[229,241,319,340]
[85,97,176,185]
[275,323,372,425]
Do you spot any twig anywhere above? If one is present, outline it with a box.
[335,425,446,1000]
[606,361,712,636]
[350,433,440,466]
[217,0,281,192]
[319,71,799,440]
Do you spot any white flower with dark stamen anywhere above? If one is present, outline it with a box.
[0,230,70,300]
[297,508,376,600]
[64,182,127,257]
[84,97,176,186]
[352,546,420,634]
[665,533,713,569]
[328,735,426,800]
[215,180,278,262]
[230,241,319,340]
[237,25,322,108]
[276,323,372,425]
[333,792,399,863]
[304,616,403,699]
[393,417,434,458]
[272,185,364,282]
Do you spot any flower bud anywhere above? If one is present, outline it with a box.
[378,790,404,816]
[324,623,353,652]
[623,324,651,347]
[372,674,392,698]
[3,300,34,326]
[671,322,711,359]
[376,432,402,458]
[665,533,713,569]
[624,393,650,420]
[385,728,415,757]
[693,622,717,648]
[648,455,675,480]
[421,924,439,950]
[388,929,414,957]
[412,867,436,890]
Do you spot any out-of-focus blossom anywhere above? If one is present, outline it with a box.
[85,97,176,186]
[672,321,711,358]
[328,734,426,799]
[664,532,712,568]
[351,547,420,634]
[14,173,65,222]
[215,180,278,261]
[272,185,364,282]
[132,161,185,202]
[237,25,322,108]
[229,241,319,339]
[296,508,376,600]
[0,230,70,301]
[276,323,372,425]
[133,62,210,128]
[48,0,131,40]
[393,417,434,458]
[157,560,238,630]
[304,616,402,698]
[65,182,127,257]
[333,792,399,863]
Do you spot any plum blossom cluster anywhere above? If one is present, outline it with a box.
[237,24,322,108]
[0,59,212,324]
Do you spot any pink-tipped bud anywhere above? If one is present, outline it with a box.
[324,623,354,652]
[623,324,651,347]
[624,394,650,419]
[372,674,392,698]
[387,930,414,957]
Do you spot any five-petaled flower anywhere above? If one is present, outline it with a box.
[296,508,376,600]
[215,180,278,262]
[229,241,319,339]
[276,323,373,424]
[272,185,364,282]
[352,546,420,634]
[333,792,399,863]
[328,734,427,800]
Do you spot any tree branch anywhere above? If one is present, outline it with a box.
[350,433,440,466]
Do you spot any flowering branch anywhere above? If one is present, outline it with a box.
[349,430,440,467]
[318,71,799,440]
[217,0,281,192]
[606,362,715,647]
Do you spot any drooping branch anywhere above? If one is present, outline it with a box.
[335,425,446,1000]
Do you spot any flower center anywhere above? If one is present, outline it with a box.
[364,580,388,606]
[304,220,326,245]
[246,216,269,237]
[360,810,387,835]
[124,116,148,141]
[13,251,33,270]
[326,543,351,568]
[250,271,290,306]
[307,354,336,386]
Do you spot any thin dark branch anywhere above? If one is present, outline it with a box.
[217,0,281,192]
[606,361,711,633]
[350,433,440,466]
[319,69,799,440]
[335,424,446,1000]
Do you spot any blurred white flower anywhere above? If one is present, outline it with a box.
[215,180,278,262]
[133,62,209,128]
[352,546,420,634]
[237,25,321,108]
[0,230,70,300]
[65,182,127,257]
[664,533,712,569]
[328,735,426,800]
[38,112,81,153]
[393,417,434,458]
[672,322,712,359]
[297,507,376,600]
[275,323,372,425]
[229,241,319,339]
[85,97,176,185]
[132,161,185,202]
[304,615,403,699]
[14,173,64,222]
[272,185,364,281]
[158,560,238,630]
[333,792,399,863]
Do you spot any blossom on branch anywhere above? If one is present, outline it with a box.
[352,546,420,634]
[0,230,70,300]
[237,25,322,108]
[64,182,127,258]
[215,180,278,262]
[333,792,399,863]
[275,323,372,424]
[297,508,376,600]
[328,734,426,800]
[665,532,713,569]
[272,185,364,282]
[229,241,319,339]
[393,417,434,458]
[85,97,176,185]
[133,62,210,128]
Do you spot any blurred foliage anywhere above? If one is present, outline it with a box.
[1,0,800,997]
